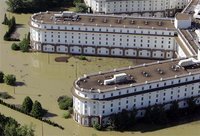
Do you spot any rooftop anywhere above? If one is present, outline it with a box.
[76,58,200,92]
[176,13,191,20]
[32,11,175,30]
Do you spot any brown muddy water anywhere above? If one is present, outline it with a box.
[0,0,200,135]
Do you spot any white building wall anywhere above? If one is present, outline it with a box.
[86,0,189,15]
[30,21,176,59]
[73,73,200,126]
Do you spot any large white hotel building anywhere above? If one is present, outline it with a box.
[84,0,190,17]
[29,0,200,127]
[30,11,194,59]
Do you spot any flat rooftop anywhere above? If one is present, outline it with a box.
[32,11,175,30]
[176,13,191,20]
[76,58,200,92]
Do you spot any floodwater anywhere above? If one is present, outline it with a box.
[0,0,200,135]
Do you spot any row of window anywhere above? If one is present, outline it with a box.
[82,90,200,114]
[101,78,199,99]
[44,32,173,37]
[42,25,175,35]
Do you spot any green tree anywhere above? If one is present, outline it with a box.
[27,32,30,43]
[3,118,19,136]
[129,108,137,125]
[75,3,88,13]
[73,0,82,6]
[144,104,167,125]
[0,71,4,83]
[2,14,9,25]
[17,125,35,136]
[168,101,179,120]
[93,122,102,131]
[4,123,18,136]
[22,96,33,113]
[144,106,152,123]
[4,74,16,86]
[11,43,20,51]
[187,97,197,114]
[57,96,73,110]
[62,111,70,119]
[19,37,29,52]
[109,113,118,130]
[9,16,16,28]
[6,0,24,12]
[31,101,43,118]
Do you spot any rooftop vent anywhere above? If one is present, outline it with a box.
[40,15,43,20]
[130,20,135,24]
[157,68,164,74]
[128,74,134,79]
[171,65,180,71]
[144,20,148,25]
[90,88,94,91]
[90,17,94,22]
[103,18,107,23]
[117,19,121,24]
[158,21,163,26]
[142,71,150,77]
[104,73,127,85]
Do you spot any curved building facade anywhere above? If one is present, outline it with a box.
[72,58,200,126]
[30,11,184,59]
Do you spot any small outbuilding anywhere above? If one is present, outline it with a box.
[174,13,191,29]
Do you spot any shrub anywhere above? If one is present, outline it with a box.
[4,74,16,86]
[78,55,87,60]
[22,96,33,113]
[68,107,73,114]
[11,43,20,51]
[19,37,29,52]
[93,122,102,131]
[57,96,73,110]
[0,71,4,83]
[75,3,88,13]
[2,14,9,25]
[31,101,43,118]
[62,111,70,119]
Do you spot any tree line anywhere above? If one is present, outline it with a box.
[2,14,19,41]
[0,113,34,136]
[6,0,74,13]
[0,98,64,130]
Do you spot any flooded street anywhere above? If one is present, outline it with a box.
[0,0,200,135]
